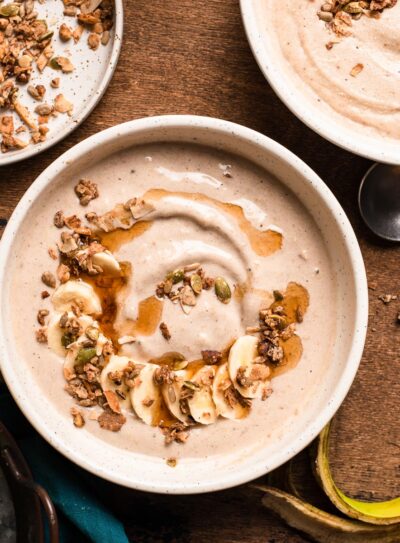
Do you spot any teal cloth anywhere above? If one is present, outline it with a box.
[0,387,129,543]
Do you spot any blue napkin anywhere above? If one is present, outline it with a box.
[0,386,129,543]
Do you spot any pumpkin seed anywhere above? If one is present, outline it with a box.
[163,278,173,294]
[61,332,74,348]
[76,347,97,364]
[215,277,231,304]
[167,385,176,403]
[0,3,20,17]
[37,30,54,42]
[172,360,188,371]
[85,326,99,341]
[49,57,62,70]
[343,2,363,14]
[183,380,200,391]
[270,314,288,330]
[170,268,185,284]
[190,273,202,295]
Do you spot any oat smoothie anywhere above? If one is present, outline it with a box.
[258,0,400,141]
[10,143,337,460]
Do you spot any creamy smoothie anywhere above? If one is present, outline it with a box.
[258,0,400,141]
[10,143,337,460]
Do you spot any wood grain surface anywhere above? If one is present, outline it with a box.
[1,1,399,541]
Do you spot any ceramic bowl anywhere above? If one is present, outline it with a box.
[0,116,368,493]
[0,0,123,165]
[240,1,399,164]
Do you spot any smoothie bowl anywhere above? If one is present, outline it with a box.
[241,1,400,164]
[0,116,368,493]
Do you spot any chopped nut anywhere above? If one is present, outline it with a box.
[317,0,397,39]
[41,290,50,299]
[59,23,73,42]
[54,94,73,115]
[27,85,46,101]
[57,263,71,284]
[101,31,110,46]
[48,247,58,260]
[50,78,60,89]
[350,63,364,77]
[34,103,53,117]
[74,178,99,206]
[51,56,74,73]
[88,32,100,49]
[71,407,85,428]
[35,327,48,343]
[98,411,126,432]
[153,365,173,386]
[161,422,190,444]
[159,322,171,340]
[53,211,65,228]
[201,350,222,365]
[37,309,49,326]
[41,271,56,288]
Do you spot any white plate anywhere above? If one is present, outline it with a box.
[0,116,368,494]
[0,0,123,165]
[240,1,400,164]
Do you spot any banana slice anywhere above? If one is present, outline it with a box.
[213,363,250,420]
[100,355,132,410]
[129,364,163,426]
[92,251,121,275]
[47,312,94,357]
[162,370,191,424]
[228,335,270,399]
[187,366,217,425]
[52,280,102,315]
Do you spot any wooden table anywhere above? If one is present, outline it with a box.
[1,1,399,541]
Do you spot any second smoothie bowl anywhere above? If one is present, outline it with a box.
[0,116,368,493]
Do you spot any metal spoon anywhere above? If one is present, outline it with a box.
[358,163,400,241]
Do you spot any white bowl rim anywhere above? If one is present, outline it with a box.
[239,1,400,165]
[0,0,124,166]
[0,115,368,493]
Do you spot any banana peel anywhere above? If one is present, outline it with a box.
[257,422,400,541]
[316,424,400,525]
[258,485,400,543]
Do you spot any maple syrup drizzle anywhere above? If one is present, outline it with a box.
[98,220,153,253]
[143,188,283,257]
[130,296,163,336]
[83,262,131,348]
[269,282,309,377]
[81,192,307,424]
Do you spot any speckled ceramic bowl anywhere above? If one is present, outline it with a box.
[240,1,400,164]
[0,0,123,166]
[0,116,368,493]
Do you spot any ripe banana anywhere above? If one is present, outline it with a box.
[52,280,102,315]
[187,366,217,425]
[228,335,270,399]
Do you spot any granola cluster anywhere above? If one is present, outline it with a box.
[0,0,114,153]
[155,264,232,314]
[63,324,127,432]
[256,304,296,366]
[317,0,397,40]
